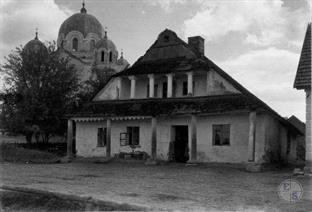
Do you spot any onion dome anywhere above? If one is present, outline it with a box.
[95,31,117,52]
[117,50,129,66]
[58,3,103,38]
[23,31,48,55]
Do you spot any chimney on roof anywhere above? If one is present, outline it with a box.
[188,36,205,56]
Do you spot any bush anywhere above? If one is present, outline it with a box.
[0,143,60,163]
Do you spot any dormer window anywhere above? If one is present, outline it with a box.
[109,52,113,62]
[101,51,105,62]
[164,35,170,42]
[72,38,78,51]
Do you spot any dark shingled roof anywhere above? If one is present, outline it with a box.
[70,94,261,117]
[294,23,311,89]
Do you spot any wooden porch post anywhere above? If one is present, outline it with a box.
[151,117,157,160]
[129,76,136,99]
[248,111,257,162]
[106,119,111,158]
[67,119,73,158]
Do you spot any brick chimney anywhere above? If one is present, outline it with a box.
[188,36,205,56]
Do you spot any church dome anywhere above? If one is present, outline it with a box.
[117,52,129,66]
[95,32,117,52]
[23,32,48,55]
[58,3,103,38]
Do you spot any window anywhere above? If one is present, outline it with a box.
[182,81,188,96]
[109,52,113,62]
[90,40,95,51]
[154,84,158,98]
[97,128,107,147]
[173,81,176,97]
[146,84,150,98]
[101,51,105,62]
[120,127,140,146]
[213,124,230,146]
[72,38,78,51]
[162,82,167,98]
[164,35,170,42]
[127,127,140,146]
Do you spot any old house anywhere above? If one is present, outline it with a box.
[294,23,311,173]
[67,29,302,168]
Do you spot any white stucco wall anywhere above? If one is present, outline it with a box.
[75,113,270,163]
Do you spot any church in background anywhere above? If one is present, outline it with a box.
[24,2,129,83]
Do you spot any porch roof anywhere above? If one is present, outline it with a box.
[70,94,262,118]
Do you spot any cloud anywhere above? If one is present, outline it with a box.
[0,0,72,63]
[183,0,309,47]
[145,0,188,12]
[218,47,305,120]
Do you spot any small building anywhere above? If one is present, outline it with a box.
[294,23,311,173]
[68,29,302,166]
[287,116,305,163]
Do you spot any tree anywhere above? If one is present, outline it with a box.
[0,42,80,143]
[77,66,115,103]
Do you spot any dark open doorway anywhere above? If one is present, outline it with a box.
[173,126,189,163]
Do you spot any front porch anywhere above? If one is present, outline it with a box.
[66,110,259,165]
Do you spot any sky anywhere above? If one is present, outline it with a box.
[0,0,311,121]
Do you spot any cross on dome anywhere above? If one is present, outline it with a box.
[81,0,87,13]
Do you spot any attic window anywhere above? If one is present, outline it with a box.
[163,35,170,42]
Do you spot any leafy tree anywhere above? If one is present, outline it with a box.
[0,42,80,143]
[77,66,115,103]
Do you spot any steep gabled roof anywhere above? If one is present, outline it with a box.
[294,23,311,89]
[74,29,302,135]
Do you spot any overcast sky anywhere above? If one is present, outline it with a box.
[0,0,310,121]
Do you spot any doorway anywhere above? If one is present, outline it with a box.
[172,126,189,163]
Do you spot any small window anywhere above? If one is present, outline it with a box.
[127,127,140,146]
[182,81,188,96]
[213,124,230,146]
[72,38,78,51]
[146,84,150,98]
[109,52,113,62]
[154,84,158,98]
[164,35,170,42]
[173,81,176,97]
[162,82,167,98]
[97,128,107,147]
[101,51,105,62]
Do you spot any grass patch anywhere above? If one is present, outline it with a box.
[0,143,60,163]
[0,190,146,211]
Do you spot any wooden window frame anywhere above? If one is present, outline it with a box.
[212,124,230,146]
[120,127,140,146]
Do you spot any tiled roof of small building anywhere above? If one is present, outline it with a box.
[294,23,311,89]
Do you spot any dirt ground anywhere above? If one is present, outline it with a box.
[0,161,312,211]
